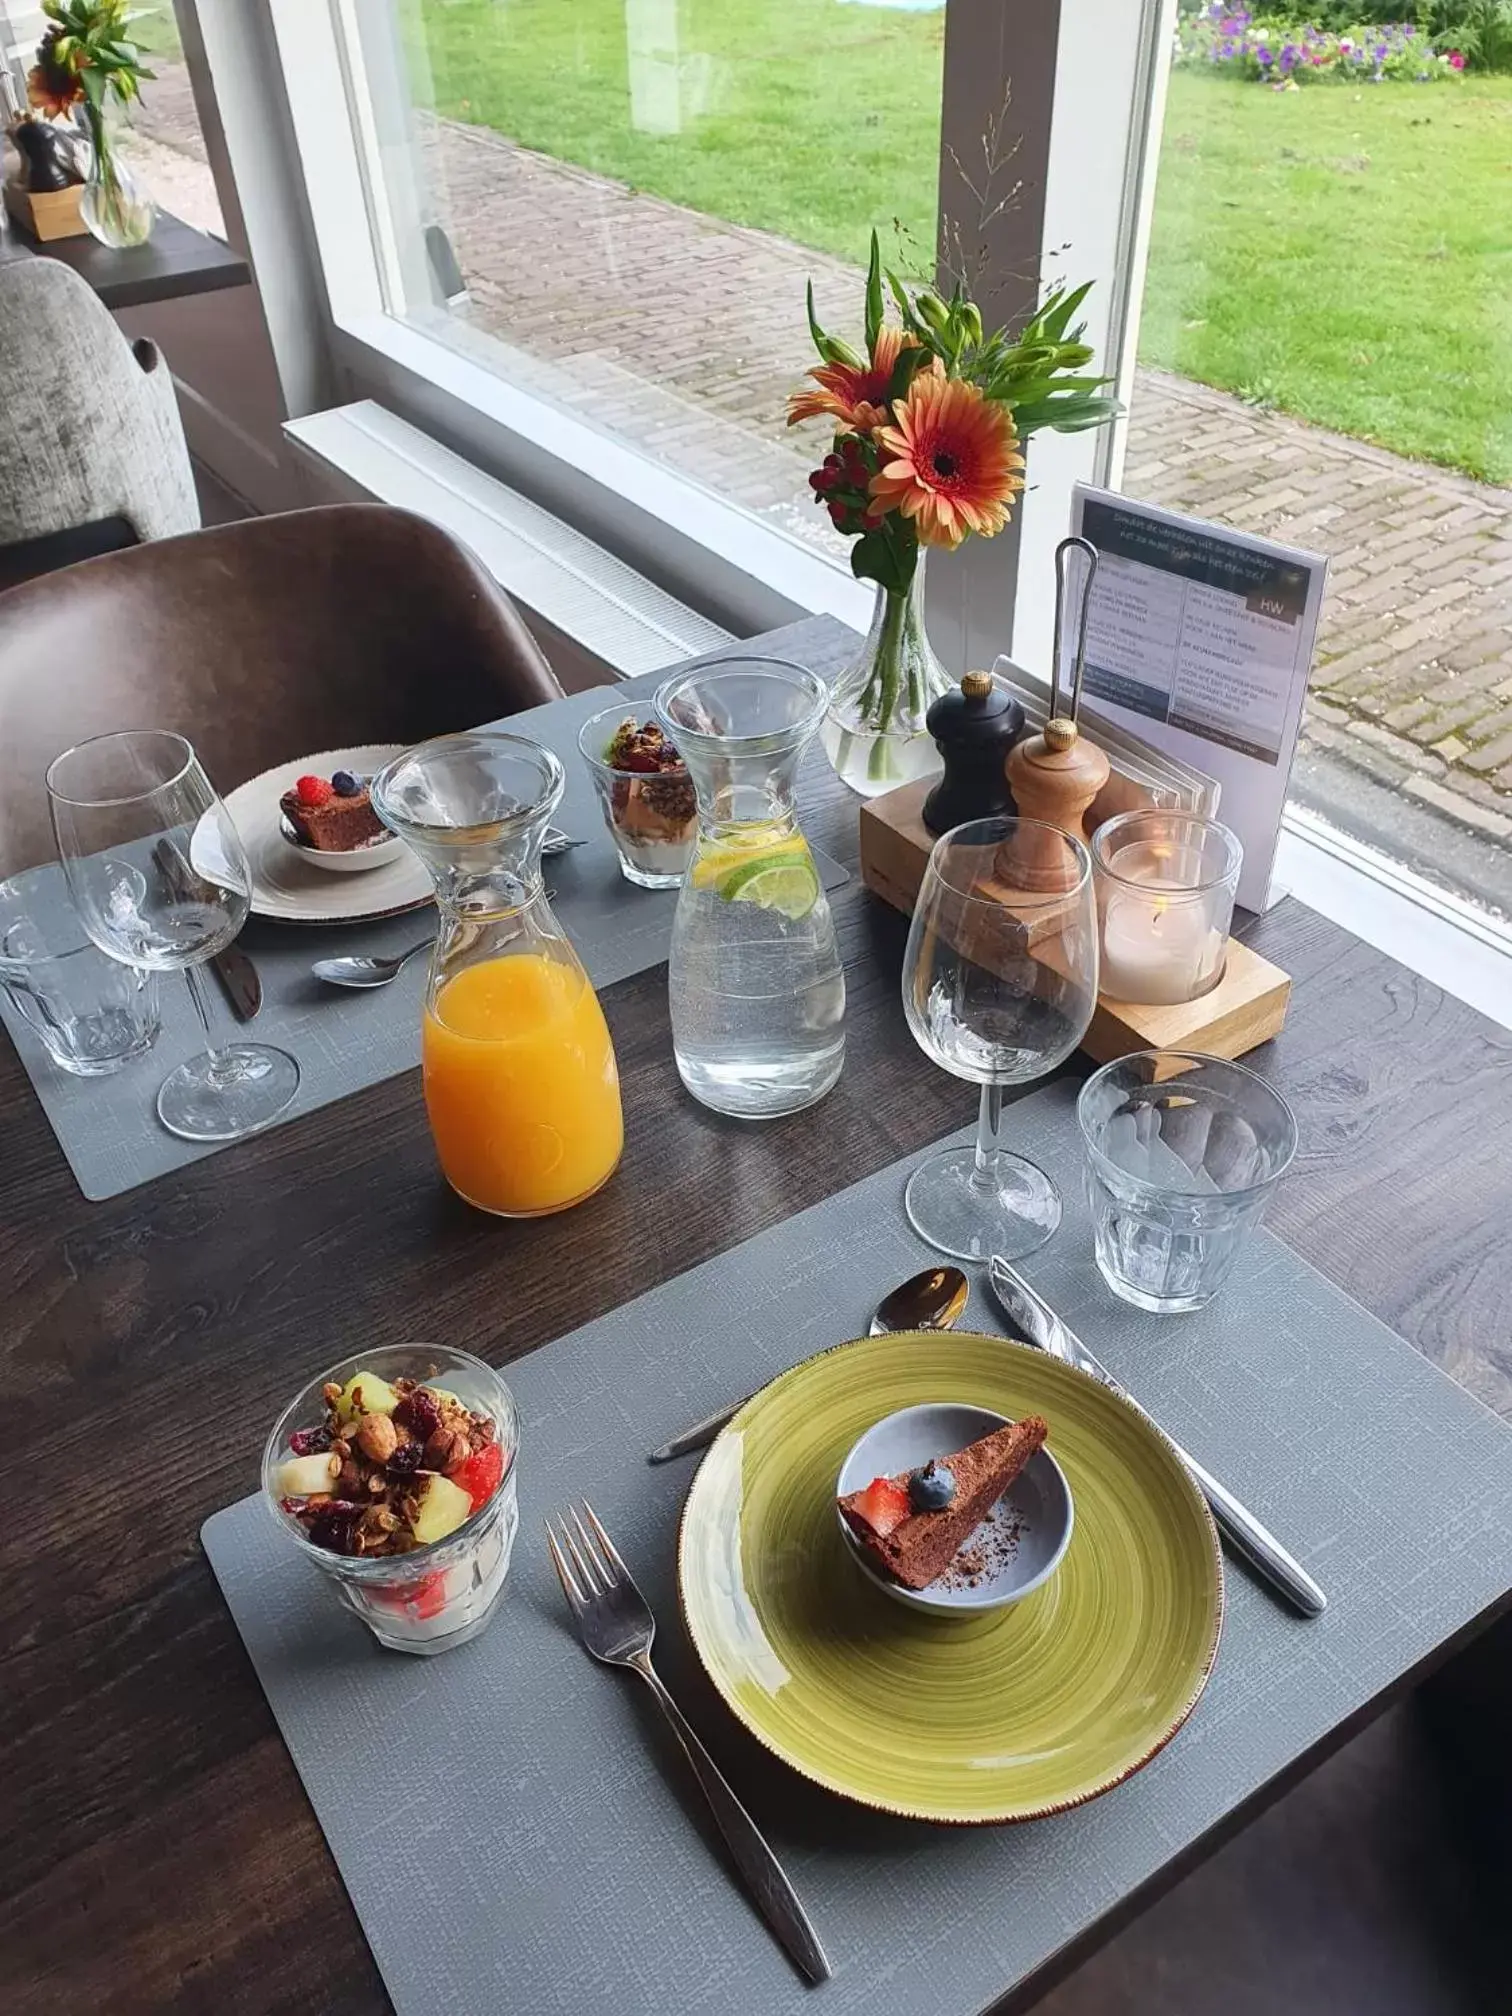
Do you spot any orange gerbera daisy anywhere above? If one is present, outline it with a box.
[787,325,931,436]
[868,375,1025,548]
[27,28,83,118]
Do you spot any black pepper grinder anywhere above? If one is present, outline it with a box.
[921,672,1027,835]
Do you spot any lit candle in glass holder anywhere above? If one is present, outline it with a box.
[1091,811,1243,1007]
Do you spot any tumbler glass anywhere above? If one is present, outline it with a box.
[0,873,159,1075]
[1078,1049,1298,1313]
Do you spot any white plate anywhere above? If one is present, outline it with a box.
[221,746,433,926]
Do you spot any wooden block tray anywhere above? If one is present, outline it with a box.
[858,776,1290,1065]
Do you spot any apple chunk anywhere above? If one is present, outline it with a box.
[411,1471,473,1546]
[276,1452,341,1496]
[335,1371,400,1423]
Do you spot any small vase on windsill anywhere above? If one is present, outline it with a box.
[820,557,953,799]
[80,104,153,248]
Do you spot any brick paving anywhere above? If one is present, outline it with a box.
[136,67,1512,860]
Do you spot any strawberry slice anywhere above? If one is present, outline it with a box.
[845,1475,911,1539]
[373,1569,449,1619]
[451,1441,505,1513]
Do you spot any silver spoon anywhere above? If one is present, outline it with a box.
[313,938,433,989]
[312,871,564,989]
[647,1265,969,1464]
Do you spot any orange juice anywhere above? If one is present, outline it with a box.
[422,953,623,1215]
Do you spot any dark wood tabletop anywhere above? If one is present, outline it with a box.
[4,671,1510,2012]
[0,207,250,310]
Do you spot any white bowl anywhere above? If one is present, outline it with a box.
[836,1400,1074,1616]
[277,812,406,875]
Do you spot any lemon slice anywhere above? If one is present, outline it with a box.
[690,823,809,895]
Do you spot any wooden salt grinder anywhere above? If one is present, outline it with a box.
[1001,535,1109,891]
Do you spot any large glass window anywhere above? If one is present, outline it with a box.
[1108,4,1512,928]
[342,0,945,555]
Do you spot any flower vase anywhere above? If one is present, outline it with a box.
[820,560,953,798]
[80,105,153,249]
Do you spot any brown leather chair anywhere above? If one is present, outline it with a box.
[0,502,563,873]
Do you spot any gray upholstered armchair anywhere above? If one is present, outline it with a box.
[0,256,199,586]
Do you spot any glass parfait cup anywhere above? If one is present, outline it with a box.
[264,1344,520,1656]
[371,733,624,1216]
[577,704,698,889]
[655,657,845,1119]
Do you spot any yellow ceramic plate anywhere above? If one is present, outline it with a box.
[678,1330,1223,1825]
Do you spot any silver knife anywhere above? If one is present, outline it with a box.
[648,1399,744,1466]
[988,1256,1327,1619]
[152,840,262,1022]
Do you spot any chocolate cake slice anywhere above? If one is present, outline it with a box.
[280,776,385,853]
[839,1416,1049,1591]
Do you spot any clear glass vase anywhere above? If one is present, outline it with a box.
[820,558,953,798]
[81,107,154,249]
[656,657,845,1119]
[371,733,624,1215]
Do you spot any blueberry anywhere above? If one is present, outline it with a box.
[331,769,363,797]
[908,1460,956,1512]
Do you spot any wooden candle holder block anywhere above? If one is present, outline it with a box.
[859,775,1290,1065]
[4,178,87,242]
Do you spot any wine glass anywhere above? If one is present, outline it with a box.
[902,816,1098,1261]
[46,730,300,1142]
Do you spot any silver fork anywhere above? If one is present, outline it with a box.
[546,1501,831,1985]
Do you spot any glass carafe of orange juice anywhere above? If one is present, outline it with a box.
[371,733,623,1216]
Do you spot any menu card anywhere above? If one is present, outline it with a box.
[1070,485,1328,910]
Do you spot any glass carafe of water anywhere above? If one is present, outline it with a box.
[372,732,624,1215]
[655,657,845,1118]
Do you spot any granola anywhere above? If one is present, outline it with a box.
[274,1373,504,1558]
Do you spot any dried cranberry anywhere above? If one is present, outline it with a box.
[308,1501,364,1555]
[289,1426,331,1456]
[393,1389,441,1441]
[387,1441,423,1477]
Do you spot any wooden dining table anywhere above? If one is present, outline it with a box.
[4,636,1511,2014]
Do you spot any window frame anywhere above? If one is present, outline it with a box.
[257,0,1170,658]
[211,0,1512,989]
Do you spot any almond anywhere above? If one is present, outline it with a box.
[357,1412,399,1465]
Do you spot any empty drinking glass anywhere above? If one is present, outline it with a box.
[902,817,1099,1260]
[1078,1050,1298,1313]
[0,874,159,1075]
[46,730,300,1141]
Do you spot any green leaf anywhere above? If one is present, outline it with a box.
[1011,393,1121,439]
[885,269,930,344]
[805,281,862,369]
[1033,281,1093,345]
[864,231,884,357]
[885,340,931,406]
[851,528,911,596]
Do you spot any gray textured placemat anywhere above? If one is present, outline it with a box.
[1,666,847,1201]
[202,1079,1512,2016]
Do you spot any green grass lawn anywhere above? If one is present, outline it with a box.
[409,0,943,268]
[412,4,1512,485]
[130,0,1512,485]
[1142,70,1512,485]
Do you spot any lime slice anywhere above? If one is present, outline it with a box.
[689,823,808,895]
[725,857,821,920]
